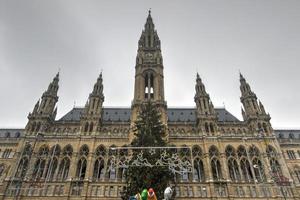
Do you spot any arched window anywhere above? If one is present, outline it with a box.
[252,158,265,182]
[75,145,89,180]
[209,146,219,157]
[57,157,70,180]
[79,145,89,156]
[240,158,254,182]
[211,158,222,180]
[107,158,116,180]
[192,145,202,157]
[46,157,58,181]
[248,145,260,158]
[228,158,240,181]
[193,158,205,182]
[237,146,247,158]
[76,158,87,180]
[209,146,222,180]
[180,145,190,157]
[16,157,29,178]
[93,158,105,180]
[270,158,282,177]
[45,145,60,180]
[32,159,46,180]
[144,72,154,99]
[93,145,106,181]
[225,146,240,181]
[63,145,73,157]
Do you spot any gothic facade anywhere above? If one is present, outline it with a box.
[0,11,299,200]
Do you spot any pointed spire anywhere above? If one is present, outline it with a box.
[239,72,245,81]
[91,72,104,96]
[138,10,160,50]
[45,72,59,96]
[195,73,207,95]
[145,9,154,30]
[239,73,254,96]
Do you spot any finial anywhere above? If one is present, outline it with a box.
[149,8,151,15]
[239,70,245,80]
[73,100,76,108]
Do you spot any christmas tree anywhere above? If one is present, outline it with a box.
[122,102,175,200]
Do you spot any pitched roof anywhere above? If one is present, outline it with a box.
[0,129,23,138]
[58,107,240,123]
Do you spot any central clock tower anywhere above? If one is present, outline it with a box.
[131,11,168,140]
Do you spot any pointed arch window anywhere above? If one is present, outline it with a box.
[76,158,87,180]
[252,158,265,182]
[57,157,70,180]
[209,146,222,180]
[16,157,29,178]
[193,158,205,182]
[45,144,60,181]
[33,159,46,180]
[93,158,105,181]
[144,72,154,99]
[107,158,116,180]
[240,158,254,182]
[211,158,222,180]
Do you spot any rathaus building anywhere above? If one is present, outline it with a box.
[0,11,300,200]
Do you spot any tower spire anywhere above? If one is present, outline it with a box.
[80,72,105,134]
[25,73,59,134]
[131,11,167,141]
[239,73,272,135]
[194,74,217,135]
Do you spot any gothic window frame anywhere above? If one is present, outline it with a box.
[93,145,106,181]
[193,157,205,182]
[209,146,222,181]
[76,157,87,180]
[57,157,70,181]
[225,145,241,182]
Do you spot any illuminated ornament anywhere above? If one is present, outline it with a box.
[141,189,148,200]
[135,193,141,200]
[164,186,173,200]
[147,188,157,200]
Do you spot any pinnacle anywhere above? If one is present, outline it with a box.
[239,72,245,81]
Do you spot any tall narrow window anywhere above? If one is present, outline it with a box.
[144,72,155,100]
[76,158,87,180]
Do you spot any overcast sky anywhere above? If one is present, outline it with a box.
[0,0,299,129]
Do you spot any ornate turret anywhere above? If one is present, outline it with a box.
[131,10,167,141]
[239,73,272,135]
[194,73,218,135]
[25,73,59,134]
[80,72,105,134]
